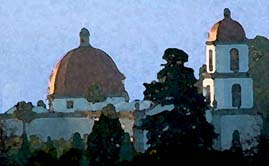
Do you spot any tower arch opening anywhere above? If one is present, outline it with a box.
[232,84,241,108]
[209,49,214,72]
[230,48,239,72]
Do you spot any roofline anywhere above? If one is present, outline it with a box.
[206,40,248,45]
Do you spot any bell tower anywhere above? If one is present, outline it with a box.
[203,8,253,110]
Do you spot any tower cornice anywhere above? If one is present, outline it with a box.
[203,72,250,79]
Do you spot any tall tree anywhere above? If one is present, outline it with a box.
[142,48,216,158]
[18,132,30,165]
[86,104,125,165]
[119,133,134,162]
[71,132,84,150]
[255,134,269,165]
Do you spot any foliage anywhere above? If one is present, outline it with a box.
[86,104,125,166]
[144,49,198,106]
[247,36,269,117]
[0,121,5,151]
[119,133,134,162]
[254,134,269,164]
[52,138,72,158]
[58,148,85,166]
[42,136,57,159]
[13,101,36,123]
[28,150,58,166]
[29,135,44,153]
[17,133,30,165]
[142,48,216,158]
[71,132,84,150]
[37,100,46,109]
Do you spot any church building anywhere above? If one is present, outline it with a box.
[0,8,264,153]
[48,27,130,112]
[0,28,151,151]
[203,8,253,110]
[202,8,262,151]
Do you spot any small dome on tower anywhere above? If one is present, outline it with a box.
[48,28,129,101]
[207,8,246,43]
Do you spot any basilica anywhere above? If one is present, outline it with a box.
[0,8,264,153]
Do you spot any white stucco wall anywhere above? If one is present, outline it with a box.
[214,78,253,110]
[32,106,48,113]
[215,44,249,73]
[206,45,216,73]
[51,97,152,112]
[2,116,135,141]
[145,104,174,116]
[51,97,126,112]
[133,129,149,153]
[2,119,23,137]
[119,117,135,136]
[26,117,95,141]
[220,115,263,151]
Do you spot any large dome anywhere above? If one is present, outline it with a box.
[48,28,129,100]
[207,8,246,43]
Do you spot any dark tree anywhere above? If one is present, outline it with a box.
[59,148,85,166]
[255,134,269,165]
[42,136,57,160]
[119,133,134,162]
[37,100,46,109]
[28,150,58,166]
[0,121,4,151]
[13,101,36,123]
[18,132,30,165]
[86,104,125,166]
[142,48,216,160]
[71,132,84,150]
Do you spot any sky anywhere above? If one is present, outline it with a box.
[0,0,268,112]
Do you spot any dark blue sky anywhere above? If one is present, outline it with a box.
[0,0,268,112]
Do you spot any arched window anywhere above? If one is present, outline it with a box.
[232,84,241,108]
[230,48,239,72]
[205,85,211,104]
[209,50,213,72]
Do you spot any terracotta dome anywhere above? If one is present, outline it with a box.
[207,8,246,43]
[48,28,129,100]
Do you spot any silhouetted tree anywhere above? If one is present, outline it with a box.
[18,132,30,165]
[0,129,9,166]
[13,101,36,123]
[0,121,5,151]
[42,136,57,160]
[37,100,46,109]
[86,104,124,166]
[28,150,58,166]
[29,135,43,153]
[59,148,85,166]
[142,48,216,160]
[71,132,84,150]
[119,133,134,162]
[255,134,269,165]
